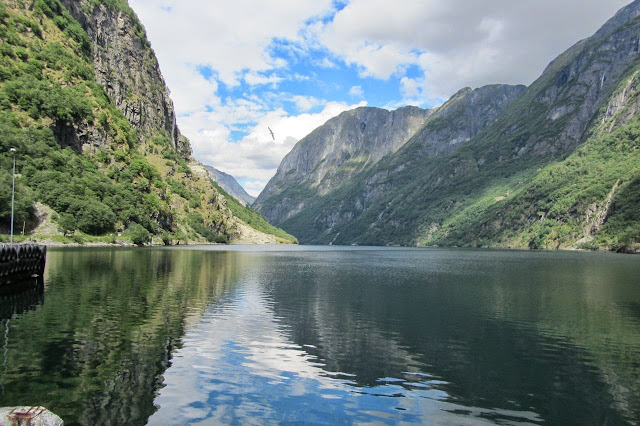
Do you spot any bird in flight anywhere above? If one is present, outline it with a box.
[268,127,275,141]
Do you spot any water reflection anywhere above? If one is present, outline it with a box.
[149,272,515,425]
[0,247,638,425]
[151,247,640,425]
[0,276,44,320]
[0,248,243,425]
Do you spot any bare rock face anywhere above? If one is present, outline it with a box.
[525,2,640,156]
[255,85,524,227]
[254,106,433,222]
[58,0,190,157]
[401,84,527,158]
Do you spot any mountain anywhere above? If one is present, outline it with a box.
[255,84,526,233]
[254,105,433,222]
[0,0,294,245]
[256,1,640,252]
[204,165,255,206]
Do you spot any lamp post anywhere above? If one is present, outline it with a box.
[9,147,16,244]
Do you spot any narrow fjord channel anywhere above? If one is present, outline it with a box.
[0,246,639,425]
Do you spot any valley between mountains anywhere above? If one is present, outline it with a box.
[1,0,638,253]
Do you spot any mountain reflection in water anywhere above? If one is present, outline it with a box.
[151,247,640,425]
[0,246,638,425]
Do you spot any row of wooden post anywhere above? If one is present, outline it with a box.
[0,243,47,285]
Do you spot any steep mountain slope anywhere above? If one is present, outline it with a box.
[254,106,432,224]
[431,67,640,252]
[258,83,526,236]
[209,180,297,244]
[58,0,190,156]
[204,165,255,206]
[0,0,290,244]
[261,0,640,252]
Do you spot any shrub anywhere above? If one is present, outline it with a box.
[187,212,227,243]
[160,231,171,245]
[126,223,150,246]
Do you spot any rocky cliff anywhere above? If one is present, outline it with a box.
[58,0,190,156]
[258,0,640,251]
[204,165,256,206]
[255,84,525,231]
[254,106,432,223]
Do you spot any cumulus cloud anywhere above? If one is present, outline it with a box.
[290,95,324,112]
[399,77,420,99]
[244,72,284,87]
[130,0,333,86]
[319,0,630,98]
[243,180,270,196]
[161,63,219,116]
[348,85,364,98]
[316,57,339,69]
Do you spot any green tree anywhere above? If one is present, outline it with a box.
[126,223,150,245]
[72,201,116,235]
[57,213,76,236]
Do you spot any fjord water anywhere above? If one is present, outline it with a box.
[0,247,639,424]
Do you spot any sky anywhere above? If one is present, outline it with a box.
[128,0,630,197]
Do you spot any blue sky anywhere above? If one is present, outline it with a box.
[129,0,628,196]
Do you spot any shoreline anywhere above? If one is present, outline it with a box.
[27,241,637,254]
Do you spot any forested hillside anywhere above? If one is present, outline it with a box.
[0,0,294,244]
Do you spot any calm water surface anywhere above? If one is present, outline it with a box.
[0,246,639,425]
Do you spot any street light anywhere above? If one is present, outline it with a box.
[9,147,16,244]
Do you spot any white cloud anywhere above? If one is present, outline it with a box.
[348,85,364,98]
[163,63,219,115]
[130,0,333,86]
[291,95,324,112]
[399,77,420,99]
[317,0,630,98]
[244,72,284,87]
[315,57,338,69]
[242,180,270,197]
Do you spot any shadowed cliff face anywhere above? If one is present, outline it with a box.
[392,84,527,161]
[58,0,190,156]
